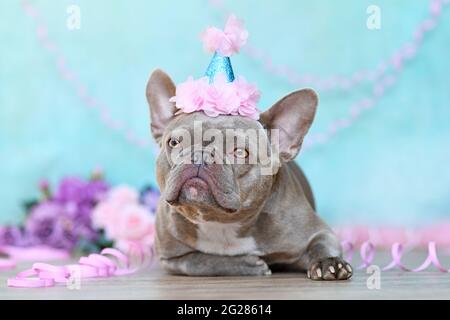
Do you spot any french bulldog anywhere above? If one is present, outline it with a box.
[145,69,352,280]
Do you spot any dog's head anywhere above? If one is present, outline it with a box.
[146,69,318,223]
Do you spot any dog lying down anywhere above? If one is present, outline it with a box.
[145,69,352,280]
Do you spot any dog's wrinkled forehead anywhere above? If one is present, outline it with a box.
[163,112,264,140]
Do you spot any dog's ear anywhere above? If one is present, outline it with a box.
[260,89,318,162]
[146,69,177,143]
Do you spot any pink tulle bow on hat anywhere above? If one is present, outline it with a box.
[201,15,249,57]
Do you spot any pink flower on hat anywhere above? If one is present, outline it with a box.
[203,74,240,116]
[171,75,260,120]
[169,77,207,113]
[234,76,260,120]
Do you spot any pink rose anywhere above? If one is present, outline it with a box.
[107,185,139,205]
[115,204,155,242]
[91,201,121,238]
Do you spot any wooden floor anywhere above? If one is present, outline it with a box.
[1,250,449,299]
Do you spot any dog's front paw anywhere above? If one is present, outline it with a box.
[307,257,352,281]
[239,255,272,276]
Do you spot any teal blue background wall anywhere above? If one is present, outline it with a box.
[1,0,449,226]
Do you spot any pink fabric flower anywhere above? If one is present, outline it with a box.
[234,76,260,120]
[172,75,260,120]
[169,77,207,113]
[201,15,248,57]
[203,74,240,116]
[201,27,224,54]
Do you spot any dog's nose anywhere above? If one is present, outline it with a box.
[192,149,215,166]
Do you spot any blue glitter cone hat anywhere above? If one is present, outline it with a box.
[205,52,235,83]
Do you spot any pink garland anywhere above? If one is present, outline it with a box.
[335,224,450,249]
[342,241,450,272]
[209,0,449,151]
[20,0,449,153]
[208,0,448,91]
[21,0,149,149]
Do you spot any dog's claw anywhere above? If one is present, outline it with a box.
[308,257,352,281]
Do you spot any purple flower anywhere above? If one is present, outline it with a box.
[25,201,98,251]
[54,177,108,206]
[54,177,87,204]
[84,179,109,204]
[0,226,24,246]
[140,186,160,214]
[26,202,64,246]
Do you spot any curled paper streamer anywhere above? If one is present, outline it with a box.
[359,241,376,269]
[341,241,450,272]
[5,240,449,288]
[7,245,153,288]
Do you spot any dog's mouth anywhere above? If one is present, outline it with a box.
[165,165,240,213]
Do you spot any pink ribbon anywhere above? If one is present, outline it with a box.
[5,240,449,288]
[341,240,450,272]
[7,246,152,288]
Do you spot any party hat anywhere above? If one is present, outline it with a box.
[205,52,235,83]
[169,15,260,120]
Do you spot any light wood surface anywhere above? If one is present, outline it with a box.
[1,250,449,299]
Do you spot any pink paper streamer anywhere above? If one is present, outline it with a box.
[341,240,450,273]
[7,246,153,288]
[4,239,450,287]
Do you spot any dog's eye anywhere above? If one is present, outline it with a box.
[168,138,181,148]
[233,148,249,158]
